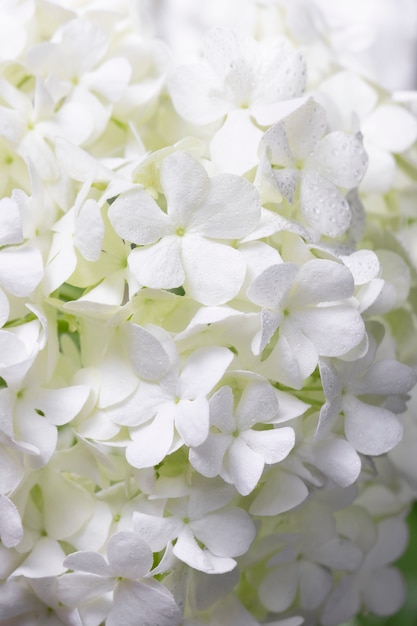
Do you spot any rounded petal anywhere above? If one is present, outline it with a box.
[74,198,104,261]
[312,437,361,487]
[174,397,210,447]
[0,495,23,548]
[191,507,255,557]
[189,433,231,477]
[227,438,265,495]
[126,407,174,469]
[362,104,417,153]
[107,531,153,579]
[290,258,354,307]
[128,236,184,289]
[159,151,210,225]
[195,173,261,239]
[283,97,327,160]
[168,62,230,125]
[363,567,406,616]
[242,426,295,465]
[259,563,298,612]
[237,382,279,428]
[292,305,365,357]
[12,537,67,578]
[300,171,351,237]
[109,580,182,626]
[108,188,171,245]
[0,245,43,296]
[180,346,234,399]
[64,551,110,576]
[123,323,170,381]
[210,108,263,174]
[309,131,368,189]
[344,395,403,455]
[181,235,246,305]
[0,197,23,246]
[250,471,308,516]
[247,262,299,310]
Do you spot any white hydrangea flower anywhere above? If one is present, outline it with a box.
[108,151,261,305]
[58,531,182,626]
[256,97,368,237]
[247,257,365,388]
[169,26,307,173]
[189,383,295,495]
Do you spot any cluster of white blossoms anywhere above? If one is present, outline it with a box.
[1,0,417,624]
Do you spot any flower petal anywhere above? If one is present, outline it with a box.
[344,395,403,455]
[0,495,22,548]
[300,171,351,237]
[128,236,184,289]
[109,580,182,626]
[181,235,246,305]
[107,531,153,579]
[210,108,263,174]
[109,188,171,245]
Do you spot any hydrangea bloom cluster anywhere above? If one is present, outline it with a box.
[1,1,417,625]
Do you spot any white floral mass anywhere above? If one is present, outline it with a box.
[0,1,417,625]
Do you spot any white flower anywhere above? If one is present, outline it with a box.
[58,531,182,626]
[108,151,261,305]
[169,26,307,173]
[256,97,368,237]
[247,258,365,388]
[189,383,295,495]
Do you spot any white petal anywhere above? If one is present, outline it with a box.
[126,408,174,468]
[174,397,210,447]
[64,551,110,576]
[123,323,170,381]
[259,563,298,612]
[0,287,9,328]
[0,495,22,548]
[247,262,298,309]
[13,537,66,578]
[168,62,230,125]
[321,575,360,626]
[242,427,295,465]
[363,567,405,616]
[250,470,308,516]
[194,173,260,239]
[160,151,209,225]
[204,26,257,84]
[360,144,395,193]
[26,385,90,426]
[283,97,327,160]
[109,580,182,626]
[350,360,417,397]
[128,236,184,289]
[108,188,170,245]
[43,471,94,540]
[191,507,255,557]
[237,382,279,428]
[292,305,364,357]
[209,386,235,432]
[0,245,43,296]
[344,395,403,455]
[0,197,22,246]
[341,249,380,285]
[298,560,332,611]
[74,199,104,261]
[15,409,57,468]
[180,346,233,398]
[300,171,351,237]
[259,120,294,167]
[189,433,231,477]
[57,572,114,606]
[173,525,236,574]
[181,235,246,305]
[227,438,265,495]
[107,532,153,579]
[362,104,417,153]
[290,258,354,307]
[85,57,132,102]
[133,512,181,552]
[309,131,368,189]
[210,109,263,174]
[312,437,361,487]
